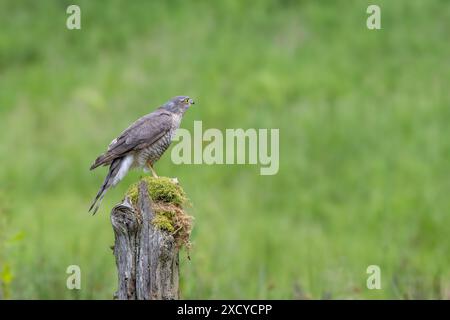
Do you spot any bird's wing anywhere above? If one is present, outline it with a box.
[90,109,172,169]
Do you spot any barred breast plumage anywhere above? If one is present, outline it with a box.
[135,112,182,168]
[136,131,172,166]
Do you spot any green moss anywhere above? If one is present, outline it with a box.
[126,176,186,207]
[126,184,139,205]
[125,176,193,249]
[158,209,175,219]
[151,208,177,232]
[152,214,175,233]
[147,177,187,206]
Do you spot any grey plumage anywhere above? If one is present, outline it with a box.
[89,96,194,214]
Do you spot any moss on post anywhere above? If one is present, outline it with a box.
[126,177,193,250]
[111,177,193,300]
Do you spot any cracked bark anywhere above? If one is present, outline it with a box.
[110,180,179,300]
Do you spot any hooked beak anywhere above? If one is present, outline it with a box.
[189,98,195,105]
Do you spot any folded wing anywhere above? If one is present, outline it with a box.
[90,109,172,170]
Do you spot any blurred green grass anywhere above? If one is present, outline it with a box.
[0,0,449,299]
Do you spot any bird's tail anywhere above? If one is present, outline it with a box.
[89,158,123,215]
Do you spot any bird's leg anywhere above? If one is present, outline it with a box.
[147,161,159,178]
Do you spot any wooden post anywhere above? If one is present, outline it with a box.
[111,180,179,300]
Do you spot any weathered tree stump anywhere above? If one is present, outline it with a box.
[111,180,180,300]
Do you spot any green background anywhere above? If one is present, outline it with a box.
[0,0,449,299]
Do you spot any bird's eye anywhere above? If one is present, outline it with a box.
[184,98,190,103]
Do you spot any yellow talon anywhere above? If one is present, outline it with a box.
[147,162,159,178]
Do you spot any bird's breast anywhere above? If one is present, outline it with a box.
[136,132,173,167]
[134,112,184,168]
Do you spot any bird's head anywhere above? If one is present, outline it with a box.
[162,96,195,114]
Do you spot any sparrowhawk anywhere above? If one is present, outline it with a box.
[89,96,194,214]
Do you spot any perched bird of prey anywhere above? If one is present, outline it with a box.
[89,96,195,214]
